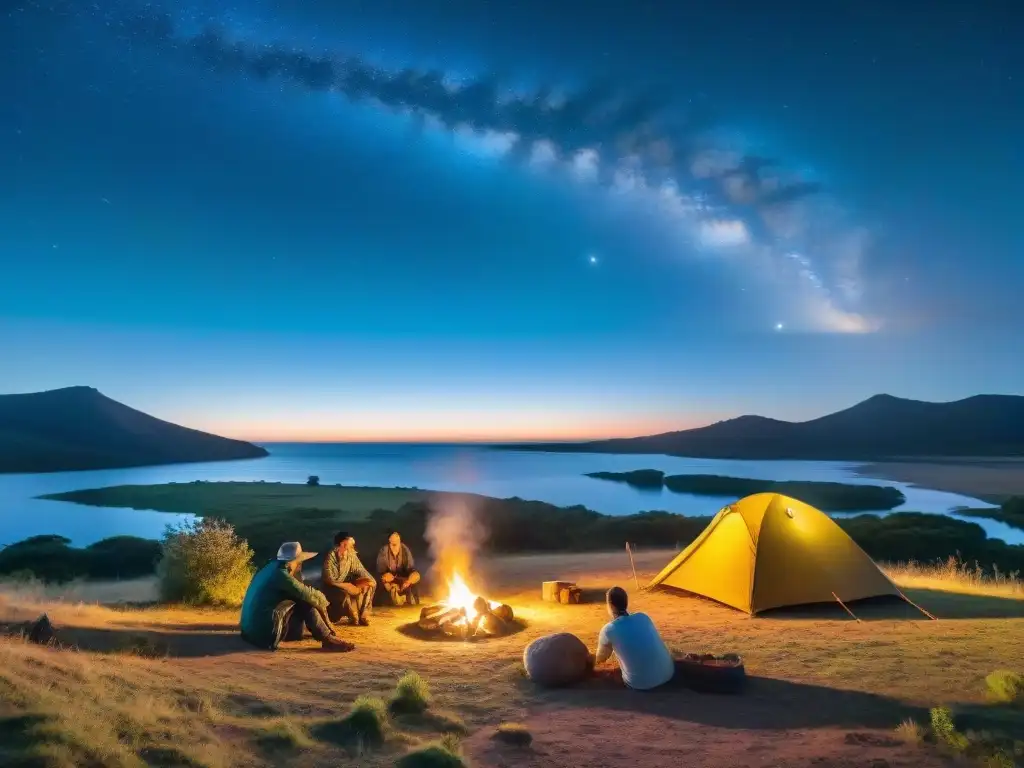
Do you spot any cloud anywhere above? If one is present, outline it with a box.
[124,12,878,334]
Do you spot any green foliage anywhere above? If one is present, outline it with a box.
[930,706,969,752]
[395,734,467,768]
[156,519,254,606]
[306,475,320,486]
[390,672,432,715]
[0,534,160,583]
[986,671,1024,705]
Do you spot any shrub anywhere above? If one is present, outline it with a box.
[307,475,320,486]
[986,671,1024,705]
[390,672,432,715]
[156,519,254,606]
[0,535,160,583]
[894,718,925,746]
[930,707,969,752]
[493,722,532,746]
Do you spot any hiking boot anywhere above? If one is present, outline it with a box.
[321,637,355,653]
[357,616,370,627]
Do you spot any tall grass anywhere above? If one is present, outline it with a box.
[885,556,1023,597]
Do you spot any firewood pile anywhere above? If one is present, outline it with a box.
[416,596,517,640]
[542,580,583,604]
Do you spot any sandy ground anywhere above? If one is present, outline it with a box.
[857,458,1024,503]
[5,549,1021,767]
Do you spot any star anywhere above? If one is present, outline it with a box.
[588,254,598,265]
[774,322,784,331]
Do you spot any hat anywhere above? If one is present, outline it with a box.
[276,542,317,563]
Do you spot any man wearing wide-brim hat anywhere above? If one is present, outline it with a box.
[240,541,355,652]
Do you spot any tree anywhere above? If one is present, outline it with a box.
[307,475,320,487]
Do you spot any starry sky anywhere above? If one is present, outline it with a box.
[2,0,1022,441]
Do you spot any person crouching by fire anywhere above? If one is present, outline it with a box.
[375,529,421,606]
[321,531,376,626]
[239,541,354,652]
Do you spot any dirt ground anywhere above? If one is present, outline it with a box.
[4,549,1022,767]
[858,458,1024,503]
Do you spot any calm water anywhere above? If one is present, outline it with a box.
[0,443,1019,547]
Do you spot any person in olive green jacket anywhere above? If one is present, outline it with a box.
[240,541,354,652]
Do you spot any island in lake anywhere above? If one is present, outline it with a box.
[585,471,906,511]
[0,386,268,474]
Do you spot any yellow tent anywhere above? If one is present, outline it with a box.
[647,493,903,615]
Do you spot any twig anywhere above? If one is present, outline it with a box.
[626,542,640,591]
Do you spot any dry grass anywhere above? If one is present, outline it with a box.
[894,717,926,745]
[1,549,1022,767]
[885,556,1023,598]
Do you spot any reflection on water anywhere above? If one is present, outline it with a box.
[0,443,1017,547]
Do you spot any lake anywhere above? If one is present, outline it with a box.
[0,443,1020,547]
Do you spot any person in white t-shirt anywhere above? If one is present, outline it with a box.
[591,586,675,690]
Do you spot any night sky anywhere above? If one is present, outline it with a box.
[2,1,1021,440]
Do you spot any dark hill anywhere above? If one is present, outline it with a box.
[0,386,268,473]
[501,394,1024,460]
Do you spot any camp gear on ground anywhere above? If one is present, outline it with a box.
[673,653,746,694]
[240,560,329,648]
[597,612,675,690]
[276,541,317,563]
[647,493,901,614]
[523,632,591,687]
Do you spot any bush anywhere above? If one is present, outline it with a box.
[0,535,160,583]
[930,707,969,752]
[156,519,254,606]
[986,671,1024,705]
[307,475,320,486]
[390,672,432,715]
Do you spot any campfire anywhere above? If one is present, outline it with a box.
[412,571,520,641]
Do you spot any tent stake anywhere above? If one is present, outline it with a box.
[901,594,938,621]
[626,542,640,591]
[831,592,861,622]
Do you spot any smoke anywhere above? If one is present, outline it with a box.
[121,12,878,334]
[423,497,488,583]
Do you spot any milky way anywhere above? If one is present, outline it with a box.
[124,11,877,333]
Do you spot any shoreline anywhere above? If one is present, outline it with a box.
[856,459,1024,504]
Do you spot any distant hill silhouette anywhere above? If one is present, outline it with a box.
[503,394,1024,460]
[0,386,268,473]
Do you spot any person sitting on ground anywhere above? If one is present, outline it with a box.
[590,586,675,690]
[375,529,421,606]
[239,541,354,652]
[321,531,376,626]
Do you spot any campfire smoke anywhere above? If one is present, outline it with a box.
[424,497,487,588]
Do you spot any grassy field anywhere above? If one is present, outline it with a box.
[2,550,1022,767]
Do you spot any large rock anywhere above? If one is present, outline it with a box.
[523,632,590,687]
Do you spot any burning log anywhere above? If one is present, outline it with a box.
[418,606,464,632]
[475,612,507,637]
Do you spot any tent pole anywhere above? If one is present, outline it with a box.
[626,542,640,591]
[831,592,861,623]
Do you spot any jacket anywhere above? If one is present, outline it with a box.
[239,560,328,649]
[322,547,373,588]
[376,543,415,578]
